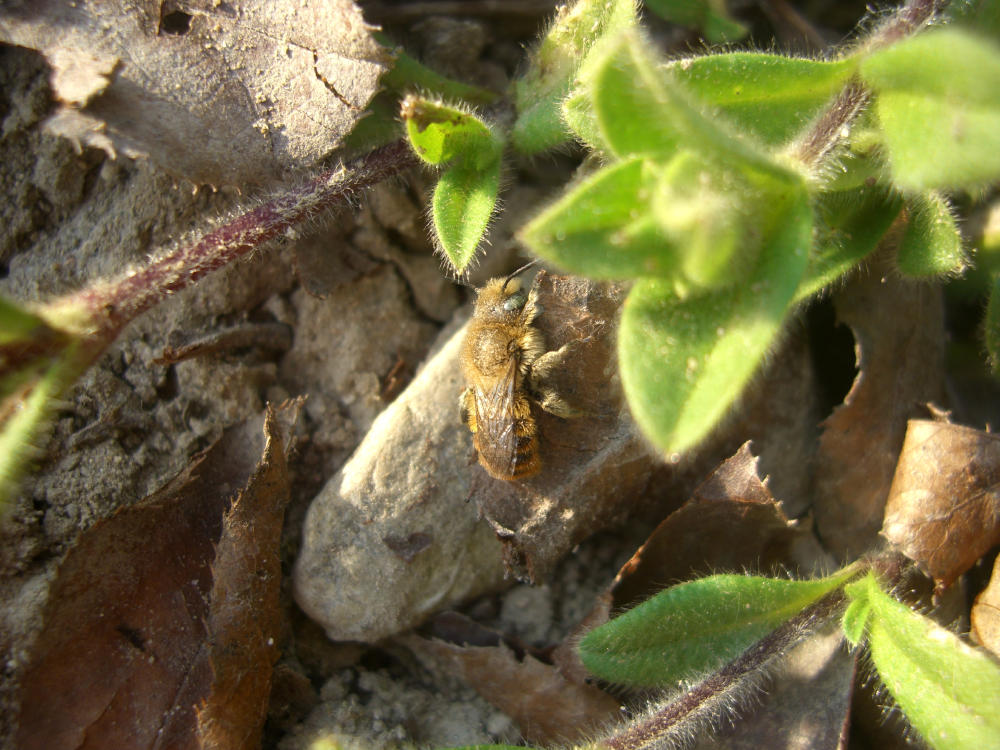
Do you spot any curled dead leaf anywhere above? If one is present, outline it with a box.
[812,259,945,561]
[882,419,1000,592]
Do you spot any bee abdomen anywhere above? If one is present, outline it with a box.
[508,425,540,479]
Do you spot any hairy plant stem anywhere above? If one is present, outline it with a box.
[601,589,849,750]
[792,0,950,170]
[54,139,417,342]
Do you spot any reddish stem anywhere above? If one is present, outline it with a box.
[69,140,417,339]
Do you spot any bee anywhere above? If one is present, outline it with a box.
[460,264,578,480]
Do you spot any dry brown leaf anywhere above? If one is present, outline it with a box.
[401,621,621,746]
[609,443,828,612]
[0,1,388,186]
[16,402,299,750]
[812,259,945,561]
[196,405,296,747]
[882,419,1000,592]
[972,554,1000,660]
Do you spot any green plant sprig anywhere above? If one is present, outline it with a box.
[400,0,998,457]
[572,556,1000,750]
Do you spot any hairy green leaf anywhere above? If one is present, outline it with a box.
[669,53,856,145]
[644,0,746,43]
[432,160,502,274]
[512,0,637,154]
[0,296,50,345]
[0,351,81,513]
[618,187,811,454]
[897,192,966,278]
[841,593,871,648]
[401,97,501,167]
[794,184,903,303]
[579,30,774,171]
[519,157,667,279]
[579,570,856,687]
[845,573,1000,750]
[562,88,609,153]
[401,96,503,272]
[860,28,1000,190]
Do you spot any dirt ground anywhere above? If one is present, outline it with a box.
[5,2,995,749]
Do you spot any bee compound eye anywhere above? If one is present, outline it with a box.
[503,292,526,312]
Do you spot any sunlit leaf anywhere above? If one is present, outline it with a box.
[617,186,811,454]
[511,0,637,154]
[432,159,502,274]
[579,569,857,687]
[897,192,966,278]
[578,30,775,172]
[845,573,1000,750]
[670,53,856,145]
[519,157,666,279]
[401,96,503,273]
[860,28,1000,190]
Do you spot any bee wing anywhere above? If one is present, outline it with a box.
[473,355,519,477]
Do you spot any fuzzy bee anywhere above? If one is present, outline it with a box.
[459,265,578,480]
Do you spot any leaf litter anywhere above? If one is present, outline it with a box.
[882,418,1000,593]
[16,400,301,750]
[0,0,389,186]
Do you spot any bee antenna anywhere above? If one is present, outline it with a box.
[501,259,539,293]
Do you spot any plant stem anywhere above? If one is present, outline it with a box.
[601,590,848,750]
[792,0,949,169]
[56,140,417,341]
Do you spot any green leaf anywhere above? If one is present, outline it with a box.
[512,0,637,154]
[984,273,1000,374]
[841,593,871,647]
[401,96,502,167]
[519,157,666,279]
[579,30,786,181]
[794,184,903,303]
[0,352,79,513]
[644,0,747,43]
[860,28,1000,190]
[650,150,766,289]
[401,96,503,273]
[669,53,856,145]
[432,159,502,274]
[897,192,966,278]
[845,573,1000,750]
[579,570,857,687]
[617,187,811,454]
[0,296,50,345]
[562,88,609,153]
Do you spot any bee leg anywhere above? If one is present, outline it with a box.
[522,278,542,325]
[459,387,478,433]
[528,342,584,418]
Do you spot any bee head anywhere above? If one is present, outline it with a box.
[473,260,538,320]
